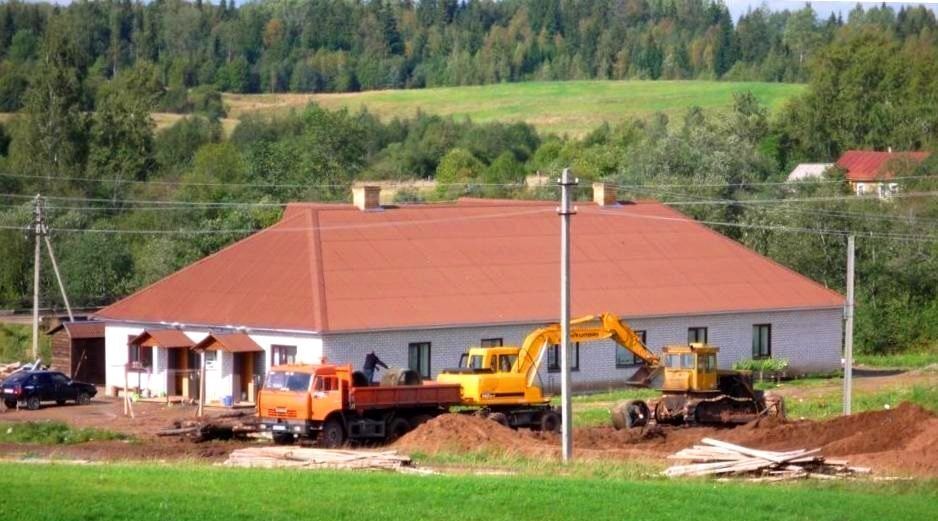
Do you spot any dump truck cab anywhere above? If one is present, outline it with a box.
[257,363,461,446]
[660,344,719,393]
[437,346,546,406]
[257,364,349,440]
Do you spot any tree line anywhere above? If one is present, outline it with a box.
[2,0,938,112]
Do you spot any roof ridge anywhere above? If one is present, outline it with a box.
[306,208,328,332]
[95,210,308,320]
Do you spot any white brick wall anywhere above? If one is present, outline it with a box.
[322,308,844,391]
[105,307,842,396]
[104,323,323,400]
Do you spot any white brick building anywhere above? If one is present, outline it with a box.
[95,187,845,402]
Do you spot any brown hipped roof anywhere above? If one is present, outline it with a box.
[836,150,930,182]
[96,199,844,333]
[193,333,263,353]
[129,329,193,349]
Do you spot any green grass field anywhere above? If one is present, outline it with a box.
[0,463,935,521]
[224,80,805,136]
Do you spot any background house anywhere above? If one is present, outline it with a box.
[47,320,106,385]
[95,185,845,401]
[836,150,930,198]
[786,163,833,182]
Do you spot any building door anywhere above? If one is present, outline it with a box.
[233,352,256,403]
[168,349,185,396]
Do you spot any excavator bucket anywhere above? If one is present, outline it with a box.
[625,364,661,388]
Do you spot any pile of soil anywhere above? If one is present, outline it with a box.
[393,403,938,476]
[722,403,938,475]
[392,414,553,456]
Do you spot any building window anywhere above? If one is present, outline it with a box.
[204,351,218,370]
[480,338,503,347]
[271,345,297,366]
[616,330,647,368]
[688,327,708,344]
[408,342,431,379]
[753,324,772,359]
[127,336,152,369]
[548,343,579,373]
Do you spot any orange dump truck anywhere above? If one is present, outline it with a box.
[256,364,462,446]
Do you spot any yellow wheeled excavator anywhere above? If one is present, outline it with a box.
[436,312,784,431]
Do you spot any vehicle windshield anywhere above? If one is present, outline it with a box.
[265,371,312,392]
[468,355,486,370]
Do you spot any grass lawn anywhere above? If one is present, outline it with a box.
[0,421,129,444]
[0,462,935,521]
[856,349,938,369]
[224,80,805,137]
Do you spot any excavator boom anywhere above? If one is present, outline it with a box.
[514,313,660,385]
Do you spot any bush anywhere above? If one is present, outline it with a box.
[732,358,790,382]
[0,421,129,444]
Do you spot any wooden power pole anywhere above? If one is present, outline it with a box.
[28,194,75,361]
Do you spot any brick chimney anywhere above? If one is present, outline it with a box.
[352,185,382,211]
[592,182,617,207]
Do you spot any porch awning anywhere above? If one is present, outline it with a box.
[129,329,194,349]
[192,333,263,353]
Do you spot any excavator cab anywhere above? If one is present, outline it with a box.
[455,348,520,374]
[660,344,719,392]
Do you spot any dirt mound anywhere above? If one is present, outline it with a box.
[392,414,554,456]
[393,404,938,476]
[718,402,938,475]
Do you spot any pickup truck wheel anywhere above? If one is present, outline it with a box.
[387,417,411,442]
[26,396,40,411]
[76,392,91,406]
[3,399,16,409]
[319,419,345,448]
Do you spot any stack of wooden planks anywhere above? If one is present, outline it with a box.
[224,447,416,472]
[665,438,871,480]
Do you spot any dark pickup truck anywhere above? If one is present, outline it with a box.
[1,370,97,410]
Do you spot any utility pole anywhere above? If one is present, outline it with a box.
[30,195,43,360]
[843,235,855,415]
[27,194,74,361]
[558,168,577,462]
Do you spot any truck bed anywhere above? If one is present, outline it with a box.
[348,382,462,411]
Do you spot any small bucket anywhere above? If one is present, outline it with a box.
[222,395,234,407]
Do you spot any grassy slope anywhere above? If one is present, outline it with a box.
[0,463,935,521]
[224,80,805,136]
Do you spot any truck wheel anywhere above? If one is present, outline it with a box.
[539,411,561,433]
[611,400,649,430]
[3,399,15,409]
[272,433,295,445]
[319,419,345,448]
[487,412,509,427]
[387,417,411,442]
[76,392,91,406]
[26,396,41,411]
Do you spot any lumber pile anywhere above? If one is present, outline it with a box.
[0,362,23,380]
[665,438,871,480]
[156,411,257,442]
[224,447,415,472]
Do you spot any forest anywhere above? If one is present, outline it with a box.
[0,0,936,355]
[1,0,938,110]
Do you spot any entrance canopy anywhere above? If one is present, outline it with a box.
[129,329,194,349]
[192,333,263,353]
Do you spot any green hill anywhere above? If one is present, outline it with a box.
[224,80,805,137]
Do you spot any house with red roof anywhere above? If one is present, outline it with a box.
[94,185,845,404]
[836,150,930,198]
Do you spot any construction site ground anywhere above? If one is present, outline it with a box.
[0,369,936,478]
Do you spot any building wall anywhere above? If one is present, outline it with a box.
[103,323,322,401]
[321,308,844,391]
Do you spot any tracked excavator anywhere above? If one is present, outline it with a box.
[436,313,784,431]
